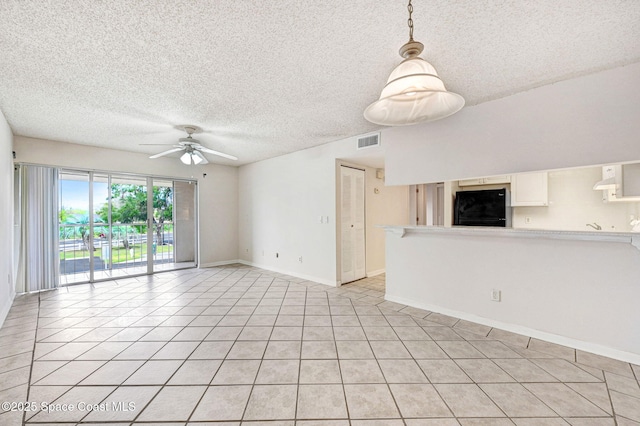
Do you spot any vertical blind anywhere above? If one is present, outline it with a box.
[16,165,59,293]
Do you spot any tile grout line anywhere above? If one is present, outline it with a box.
[182,269,252,424]
[355,297,407,422]
[603,368,620,424]
[331,291,352,424]
[236,272,281,422]
[292,277,307,423]
[20,293,41,426]
[7,295,73,422]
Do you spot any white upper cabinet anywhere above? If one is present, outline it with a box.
[511,172,548,206]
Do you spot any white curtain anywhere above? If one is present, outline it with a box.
[16,165,59,293]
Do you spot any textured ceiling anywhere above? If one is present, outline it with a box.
[1,0,639,166]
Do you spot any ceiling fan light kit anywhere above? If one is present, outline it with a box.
[149,125,238,165]
[180,151,203,165]
[364,0,464,126]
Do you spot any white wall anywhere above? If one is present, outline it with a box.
[385,230,640,363]
[238,145,339,285]
[238,137,409,285]
[364,168,408,276]
[13,136,238,267]
[0,110,15,327]
[384,63,640,185]
[512,167,640,232]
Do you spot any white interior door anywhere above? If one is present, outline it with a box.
[340,166,366,284]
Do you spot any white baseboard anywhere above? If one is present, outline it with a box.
[236,260,338,287]
[199,259,243,268]
[0,289,16,329]
[366,269,385,277]
[385,293,640,366]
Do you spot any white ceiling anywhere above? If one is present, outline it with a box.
[1,1,639,166]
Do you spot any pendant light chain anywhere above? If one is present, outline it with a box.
[407,0,414,41]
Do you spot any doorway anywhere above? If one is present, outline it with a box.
[339,165,366,284]
[411,183,444,226]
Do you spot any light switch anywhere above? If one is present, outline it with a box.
[318,216,324,223]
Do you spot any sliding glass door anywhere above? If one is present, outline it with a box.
[59,171,91,285]
[151,179,177,272]
[104,175,149,279]
[58,170,197,285]
[173,180,197,269]
[92,173,111,281]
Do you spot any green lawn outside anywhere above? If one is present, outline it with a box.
[60,244,173,263]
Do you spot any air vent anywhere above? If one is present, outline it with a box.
[357,133,380,150]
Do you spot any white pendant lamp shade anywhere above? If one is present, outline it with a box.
[180,152,192,165]
[364,56,465,126]
[192,151,205,165]
[364,1,464,126]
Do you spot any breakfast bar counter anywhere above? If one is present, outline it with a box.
[380,225,640,364]
[381,225,640,249]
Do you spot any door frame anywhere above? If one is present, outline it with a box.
[335,161,367,286]
[409,182,445,226]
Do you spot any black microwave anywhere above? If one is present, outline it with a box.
[454,188,511,227]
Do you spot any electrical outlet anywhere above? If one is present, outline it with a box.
[298,256,303,263]
[491,289,501,302]
[245,248,249,253]
[525,217,532,224]
[276,253,279,258]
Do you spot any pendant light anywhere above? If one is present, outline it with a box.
[364,0,464,126]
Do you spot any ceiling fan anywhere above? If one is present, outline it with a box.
[147,125,238,165]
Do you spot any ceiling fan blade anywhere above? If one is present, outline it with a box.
[149,147,184,159]
[139,143,176,146]
[192,150,209,165]
[197,147,238,161]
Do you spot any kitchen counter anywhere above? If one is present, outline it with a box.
[380,225,640,250]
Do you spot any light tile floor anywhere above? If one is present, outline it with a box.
[1,265,639,425]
